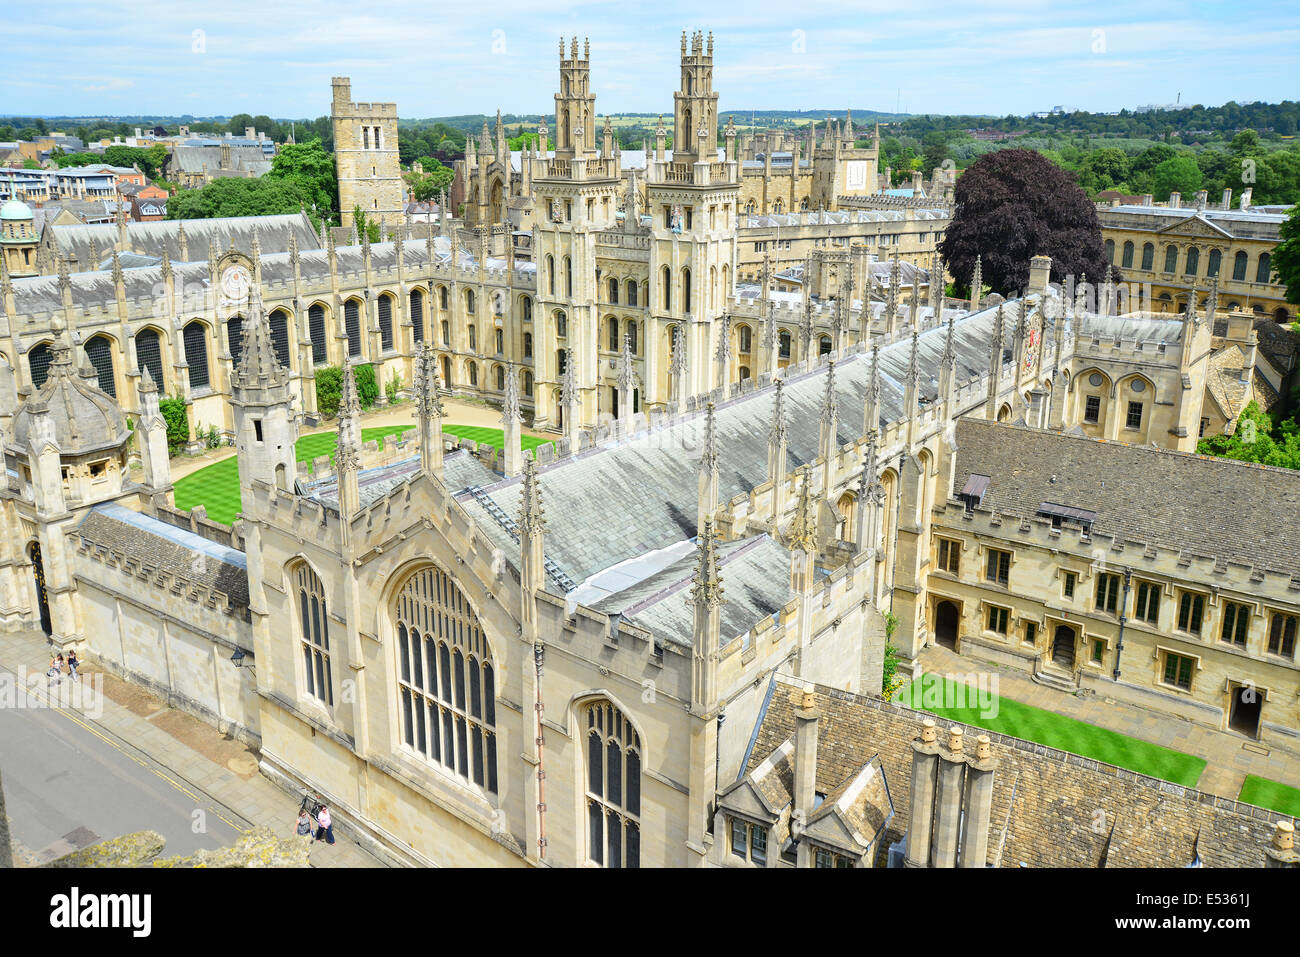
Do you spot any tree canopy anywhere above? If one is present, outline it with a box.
[1273,205,1300,307]
[1197,401,1300,471]
[165,177,307,221]
[939,148,1109,296]
[265,138,337,224]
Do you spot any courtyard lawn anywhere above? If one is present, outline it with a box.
[901,675,1207,788]
[1238,775,1300,816]
[173,424,550,527]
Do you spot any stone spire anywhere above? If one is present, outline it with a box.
[1205,275,1219,323]
[766,378,790,516]
[1102,266,1115,317]
[885,252,901,332]
[986,304,1005,420]
[863,342,881,435]
[689,516,723,713]
[670,322,687,406]
[415,342,444,476]
[519,453,545,538]
[560,348,579,450]
[623,168,638,231]
[502,362,523,476]
[970,255,983,312]
[336,361,362,523]
[930,250,944,316]
[939,315,957,405]
[904,325,920,410]
[698,402,719,532]
[908,269,921,328]
[233,288,290,390]
[819,358,839,458]
[788,470,818,554]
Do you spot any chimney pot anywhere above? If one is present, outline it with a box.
[920,718,937,744]
[947,726,964,753]
[800,688,816,711]
[1276,821,1295,852]
[975,734,991,760]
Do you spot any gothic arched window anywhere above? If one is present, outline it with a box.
[309,304,328,365]
[344,299,362,358]
[183,320,209,391]
[1207,249,1222,278]
[626,279,637,306]
[28,342,53,389]
[608,317,619,352]
[584,699,641,868]
[294,562,332,707]
[661,266,672,311]
[1257,253,1272,284]
[555,310,567,339]
[1121,241,1134,268]
[410,289,425,344]
[626,320,638,355]
[1184,247,1199,276]
[269,309,292,369]
[1140,243,1154,271]
[608,277,618,304]
[134,328,165,391]
[83,335,115,397]
[227,315,245,367]
[1163,245,1178,273]
[778,329,791,359]
[465,289,476,314]
[522,296,533,323]
[524,332,533,358]
[395,566,497,793]
[495,364,505,390]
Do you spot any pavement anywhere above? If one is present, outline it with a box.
[917,643,1300,801]
[170,395,550,481]
[0,628,384,868]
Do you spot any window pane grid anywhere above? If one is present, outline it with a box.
[394,567,497,794]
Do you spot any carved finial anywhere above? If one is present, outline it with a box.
[769,377,787,447]
[700,402,719,476]
[519,454,545,536]
[788,471,818,553]
[689,519,724,608]
[821,359,839,426]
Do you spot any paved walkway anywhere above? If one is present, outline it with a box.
[170,396,550,482]
[0,629,384,868]
[917,644,1300,801]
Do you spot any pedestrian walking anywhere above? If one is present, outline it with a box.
[66,649,79,682]
[296,809,315,840]
[315,804,335,845]
[46,654,63,683]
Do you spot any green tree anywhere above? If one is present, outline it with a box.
[1151,155,1204,201]
[158,396,190,454]
[166,177,307,220]
[352,205,381,244]
[1197,401,1300,471]
[1083,147,1131,191]
[353,363,379,409]
[265,138,337,223]
[1273,204,1300,306]
[315,366,343,418]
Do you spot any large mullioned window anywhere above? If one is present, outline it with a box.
[584,699,641,868]
[394,567,498,794]
[295,562,332,707]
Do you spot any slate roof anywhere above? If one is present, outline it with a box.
[591,534,791,648]
[746,674,1282,867]
[303,448,498,513]
[458,300,1042,592]
[47,212,318,270]
[76,502,249,614]
[950,417,1300,575]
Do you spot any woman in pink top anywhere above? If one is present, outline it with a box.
[315,805,335,844]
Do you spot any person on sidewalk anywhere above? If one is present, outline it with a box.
[315,805,334,845]
[47,654,64,684]
[66,649,80,683]
[296,809,315,841]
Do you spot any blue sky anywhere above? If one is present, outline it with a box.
[6,1,1298,120]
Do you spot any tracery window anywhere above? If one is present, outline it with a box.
[395,566,497,793]
[584,699,641,868]
[295,562,332,707]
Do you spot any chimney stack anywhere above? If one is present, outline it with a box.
[1028,254,1052,295]
[1221,188,1233,210]
[1141,194,1153,207]
[1169,192,1181,209]
[793,688,819,843]
[1240,188,1253,210]
[1264,821,1298,868]
[904,719,941,868]
[931,726,966,867]
[959,734,998,867]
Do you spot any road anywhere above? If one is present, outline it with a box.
[0,666,245,865]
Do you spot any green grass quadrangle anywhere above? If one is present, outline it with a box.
[172,424,550,527]
[1238,775,1300,816]
[901,674,1207,788]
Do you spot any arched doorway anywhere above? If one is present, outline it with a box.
[934,600,959,650]
[1228,685,1261,737]
[1051,624,1075,668]
[29,541,51,635]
